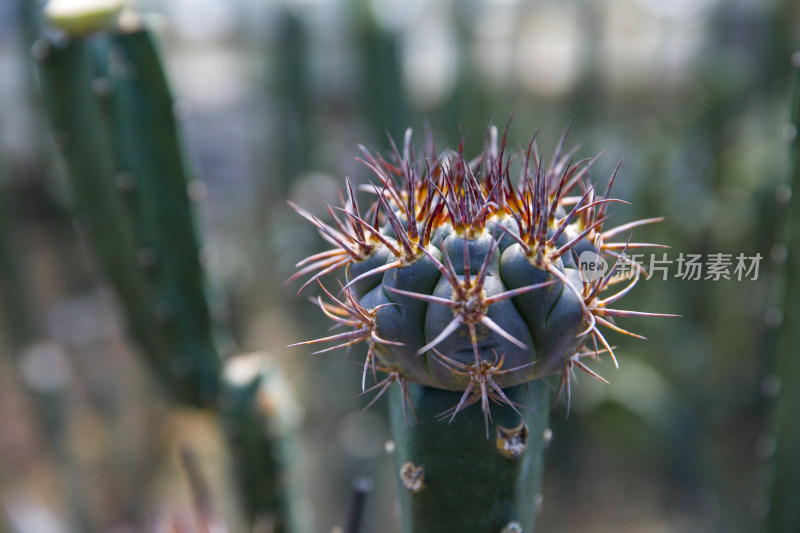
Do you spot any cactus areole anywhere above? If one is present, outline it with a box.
[289,125,671,531]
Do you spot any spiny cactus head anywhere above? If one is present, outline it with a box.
[289,124,674,432]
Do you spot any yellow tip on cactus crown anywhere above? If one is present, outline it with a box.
[44,0,126,36]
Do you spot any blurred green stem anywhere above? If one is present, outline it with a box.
[36,22,290,528]
[764,51,800,533]
[0,178,36,351]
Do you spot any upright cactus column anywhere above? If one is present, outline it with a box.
[290,126,672,531]
[36,1,220,405]
[35,2,291,529]
[764,52,800,533]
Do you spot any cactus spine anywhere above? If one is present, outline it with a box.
[290,125,672,530]
[35,4,290,529]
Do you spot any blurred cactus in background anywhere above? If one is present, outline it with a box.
[763,51,800,533]
[36,0,221,406]
[34,1,295,531]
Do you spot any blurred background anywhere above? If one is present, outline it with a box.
[0,0,798,531]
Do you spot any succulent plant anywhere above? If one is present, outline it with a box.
[290,125,672,532]
[291,126,669,425]
[35,3,293,528]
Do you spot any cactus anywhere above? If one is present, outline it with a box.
[290,125,672,531]
[35,9,220,406]
[35,3,291,528]
[763,51,800,533]
[221,352,302,533]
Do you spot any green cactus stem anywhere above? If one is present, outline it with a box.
[274,7,312,193]
[222,377,286,531]
[0,173,36,352]
[36,5,289,527]
[35,23,221,406]
[764,51,800,533]
[220,353,300,533]
[106,25,223,402]
[35,33,178,391]
[389,381,550,533]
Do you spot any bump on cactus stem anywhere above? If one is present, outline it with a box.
[496,421,528,459]
[502,522,524,533]
[399,462,426,493]
[289,124,675,428]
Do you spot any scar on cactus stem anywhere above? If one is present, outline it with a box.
[288,124,677,433]
[399,462,426,493]
[496,421,529,459]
